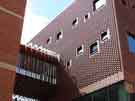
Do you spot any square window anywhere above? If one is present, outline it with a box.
[72,17,79,27]
[89,41,99,56]
[47,37,52,44]
[93,0,106,11]
[76,45,84,56]
[84,12,91,22]
[101,29,111,42]
[128,33,135,54]
[56,31,63,40]
[67,59,72,69]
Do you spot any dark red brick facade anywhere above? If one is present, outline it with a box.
[30,0,135,100]
[114,0,135,85]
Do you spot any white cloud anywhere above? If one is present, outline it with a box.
[21,0,75,45]
[21,1,50,45]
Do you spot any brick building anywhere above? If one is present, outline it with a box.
[0,0,26,100]
[13,45,59,100]
[29,0,135,100]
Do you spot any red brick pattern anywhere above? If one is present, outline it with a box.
[0,0,26,16]
[114,0,135,85]
[0,10,23,65]
[30,0,122,89]
[0,0,26,100]
[0,68,16,101]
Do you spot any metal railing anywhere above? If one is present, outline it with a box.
[16,45,58,85]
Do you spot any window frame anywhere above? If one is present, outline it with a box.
[93,0,106,11]
[76,44,84,56]
[84,12,91,23]
[56,31,63,41]
[127,32,135,54]
[66,59,72,69]
[46,37,52,45]
[100,28,111,43]
[72,17,79,28]
[89,40,100,57]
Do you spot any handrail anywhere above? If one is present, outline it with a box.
[17,45,58,85]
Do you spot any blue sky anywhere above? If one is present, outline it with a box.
[30,0,73,20]
[21,0,74,44]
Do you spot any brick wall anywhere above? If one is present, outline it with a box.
[30,0,123,95]
[0,0,26,100]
